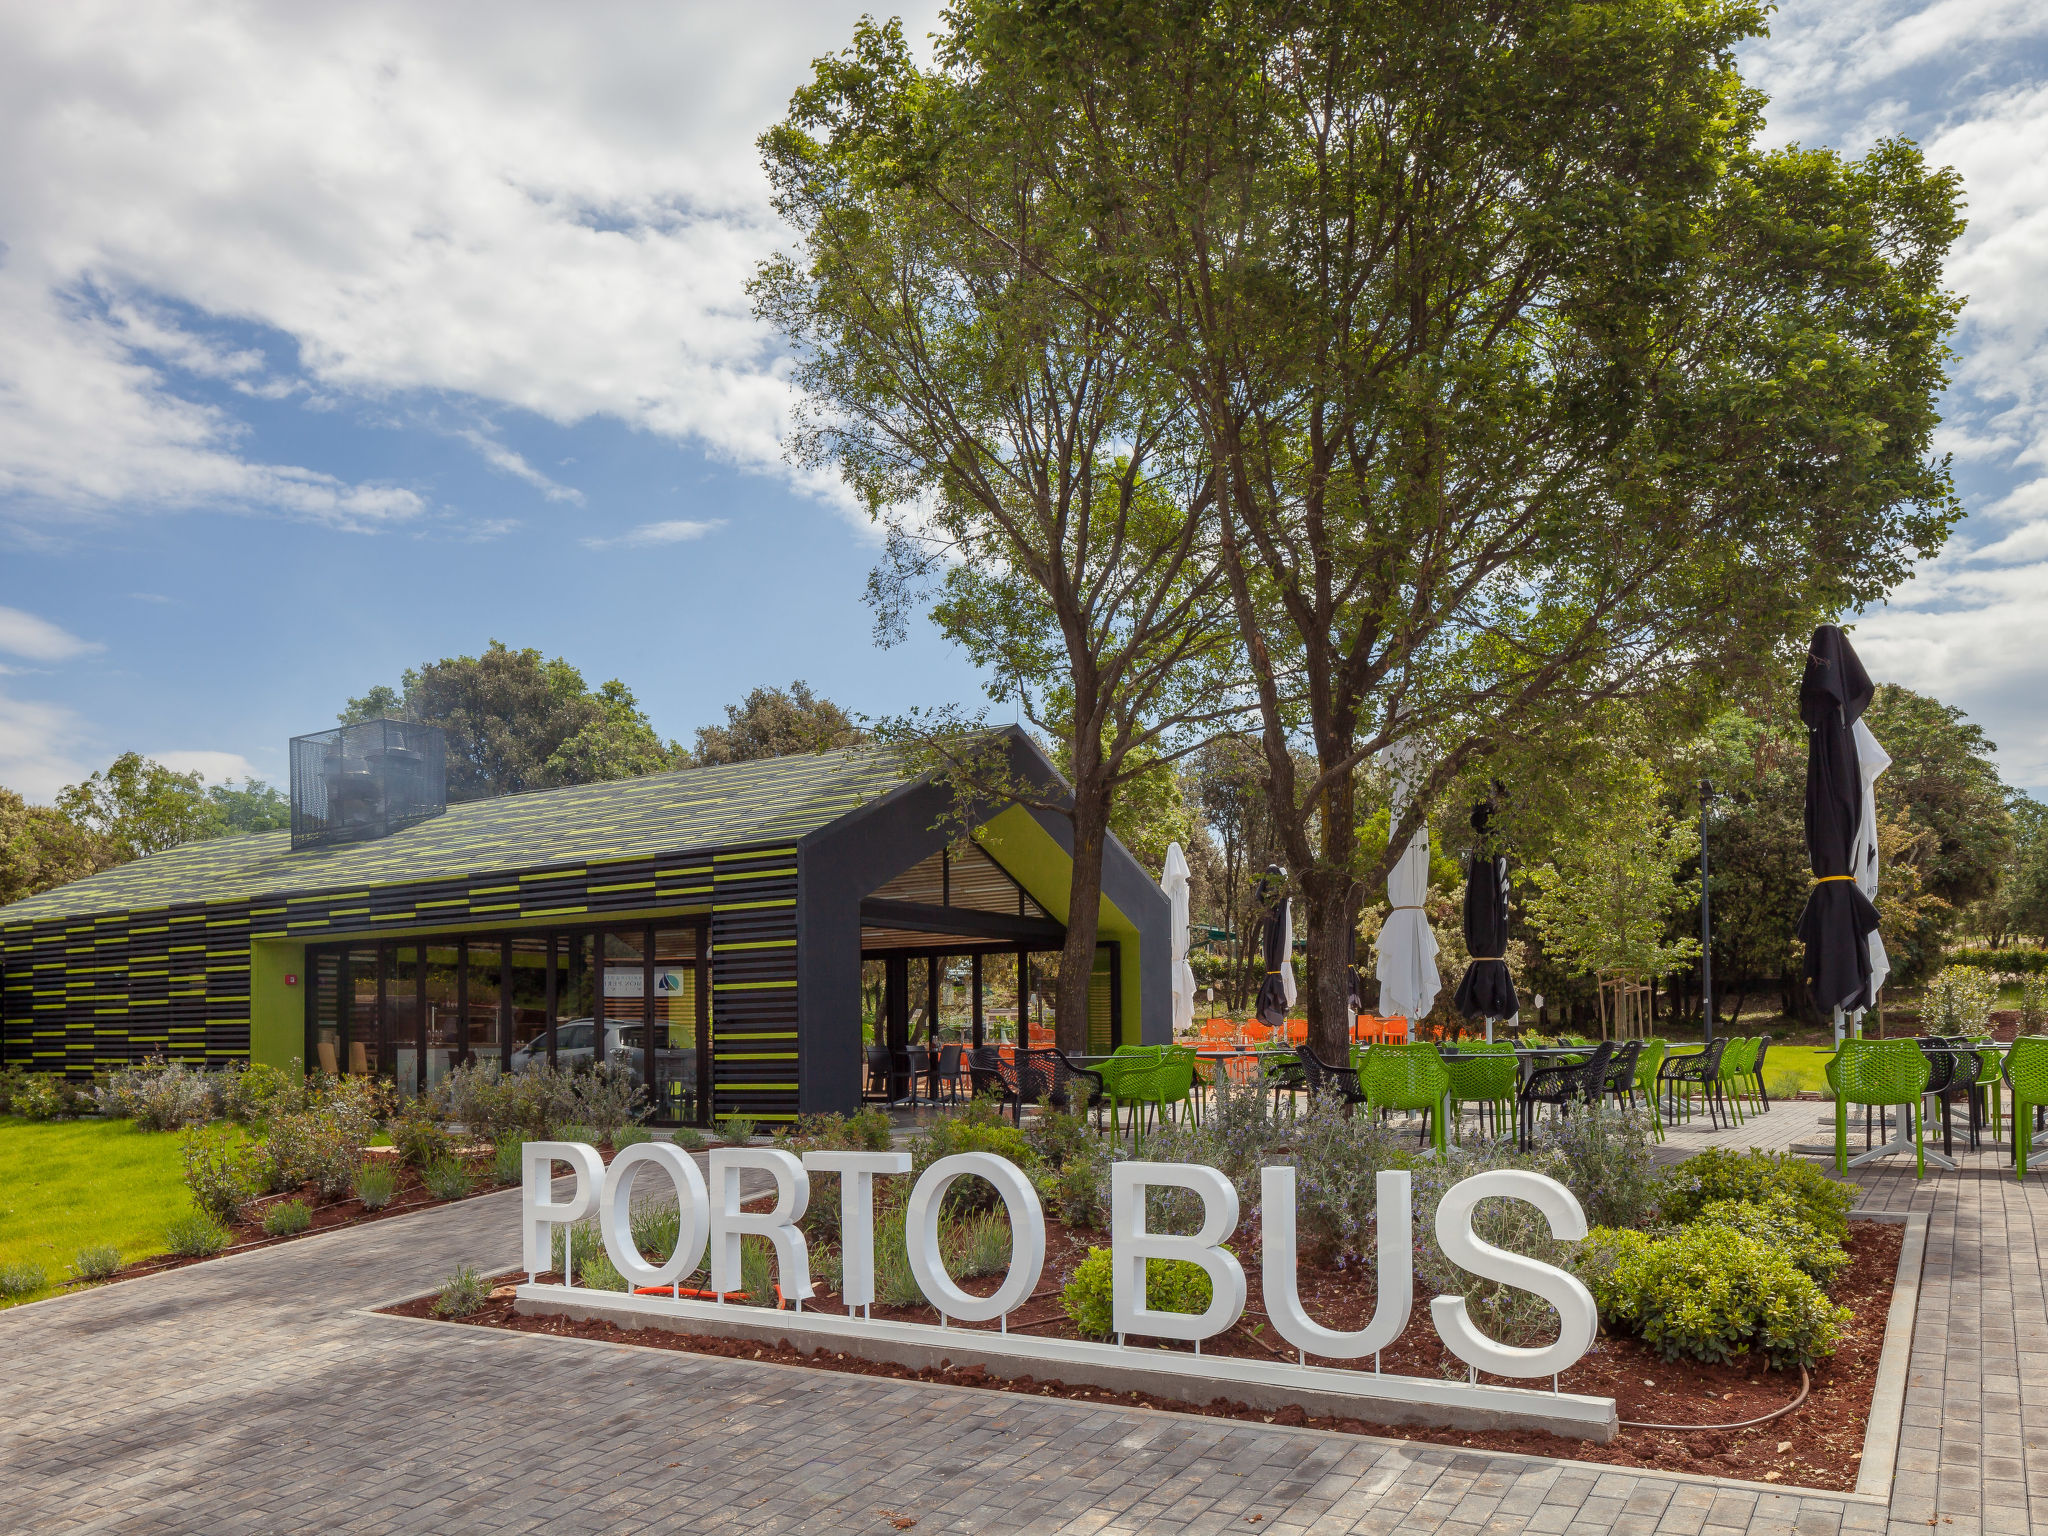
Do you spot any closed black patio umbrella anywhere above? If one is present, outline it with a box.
[1252,865,1294,1029]
[1794,624,1882,1029]
[1454,804,1517,1035]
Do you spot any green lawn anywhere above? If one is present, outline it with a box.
[1759,1044,1834,1095]
[0,1116,218,1307]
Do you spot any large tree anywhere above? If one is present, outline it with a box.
[1862,683,2011,910]
[343,642,683,801]
[756,22,1238,1050]
[931,0,1964,1058]
[693,681,863,765]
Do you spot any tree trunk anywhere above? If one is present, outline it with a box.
[1054,780,1110,1055]
[1301,864,1357,1063]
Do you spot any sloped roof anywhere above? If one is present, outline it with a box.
[0,747,917,926]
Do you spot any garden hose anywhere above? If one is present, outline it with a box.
[1617,1364,1809,1432]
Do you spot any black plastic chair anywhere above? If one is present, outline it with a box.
[1750,1034,1774,1113]
[1602,1040,1644,1111]
[1519,1040,1614,1150]
[903,1045,933,1106]
[1657,1036,1730,1130]
[966,1045,1007,1105]
[1021,1047,1107,1124]
[1294,1045,1367,1110]
[933,1043,965,1104]
[1920,1037,1977,1156]
[1263,1053,1307,1119]
[863,1044,894,1103]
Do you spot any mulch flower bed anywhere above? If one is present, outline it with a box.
[387,1209,1900,1490]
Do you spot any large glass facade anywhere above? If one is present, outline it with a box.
[304,919,709,1123]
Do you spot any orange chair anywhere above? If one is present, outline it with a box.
[1283,1018,1309,1045]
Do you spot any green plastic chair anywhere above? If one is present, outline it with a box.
[1967,1038,2002,1147]
[1716,1037,1755,1126]
[1151,1045,1199,1129]
[1441,1043,1517,1144]
[1361,1042,1451,1155]
[1835,1039,1932,1178]
[1634,1040,1668,1141]
[1100,1046,1162,1140]
[2003,1037,2048,1179]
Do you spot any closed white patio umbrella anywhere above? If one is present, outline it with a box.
[1162,841,1198,1036]
[1852,718,1892,1015]
[1374,738,1440,1042]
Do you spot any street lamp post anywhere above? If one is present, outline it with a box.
[1699,779,1715,1045]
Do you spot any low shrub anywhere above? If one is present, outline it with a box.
[1037,1147,1107,1229]
[1924,965,2000,1036]
[1689,1193,1851,1289]
[219,1060,307,1125]
[1061,1246,1215,1340]
[389,1104,454,1169]
[433,1265,490,1318]
[352,1161,398,1211]
[560,1122,600,1147]
[421,1159,474,1202]
[564,1059,649,1141]
[717,1114,757,1145]
[910,1116,1037,1215]
[1765,1069,1819,1102]
[1578,1224,1850,1370]
[551,1219,627,1290]
[1023,1101,1098,1171]
[1658,1149,1854,1240]
[96,1057,220,1130]
[490,1136,528,1186]
[182,1124,255,1225]
[611,1125,653,1149]
[2019,973,2048,1034]
[945,1212,1014,1279]
[795,1110,903,1241]
[630,1202,686,1266]
[165,1212,230,1258]
[872,1210,925,1307]
[671,1126,707,1153]
[261,1200,314,1237]
[71,1244,122,1282]
[0,1260,48,1299]
[258,1108,358,1197]
[9,1070,95,1120]
[1541,1102,1660,1230]
[1285,1092,1407,1260]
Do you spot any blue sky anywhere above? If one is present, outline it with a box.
[1,1,2046,799]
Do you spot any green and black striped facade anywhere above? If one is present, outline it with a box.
[0,733,1170,1120]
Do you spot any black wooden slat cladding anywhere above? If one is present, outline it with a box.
[0,849,746,1078]
[709,849,800,1123]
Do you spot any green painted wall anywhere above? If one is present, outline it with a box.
[248,939,306,1076]
[975,805,1144,1037]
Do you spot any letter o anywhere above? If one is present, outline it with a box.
[904,1152,1046,1322]
[599,1142,709,1290]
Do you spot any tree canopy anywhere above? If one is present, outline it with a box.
[342,641,684,801]
[692,681,864,765]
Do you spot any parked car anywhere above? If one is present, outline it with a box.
[509,1018,692,1091]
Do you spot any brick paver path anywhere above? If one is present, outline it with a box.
[3,1096,2038,1535]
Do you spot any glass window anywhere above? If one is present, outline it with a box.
[348,945,382,1076]
[422,943,461,1093]
[390,945,422,1097]
[308,950,343,1078]
[463,940,503,1067]
[508,935,550,1068]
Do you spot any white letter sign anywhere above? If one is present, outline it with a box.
[1429,1169,1599,1379]
[708,1147,813,1303]
[1260,1166,1413,1360]
[802,1149,911,1310]
[904,1152,1046,1323]
[599,1142,709,1290]
[522,1140,605,1279]
[1109,1161,1246,1342]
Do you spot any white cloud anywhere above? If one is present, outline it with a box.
[0,1,941,534]
[581,518,727,550]
[0,606,101,662]
[455,429,584,504]
[0,692,94,803]
[152,749,259,783]
[1743,2,2048,792]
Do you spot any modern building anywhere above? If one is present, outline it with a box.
[0,726,1168,1123]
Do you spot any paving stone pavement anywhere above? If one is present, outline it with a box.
[0,1099,2034,1536]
